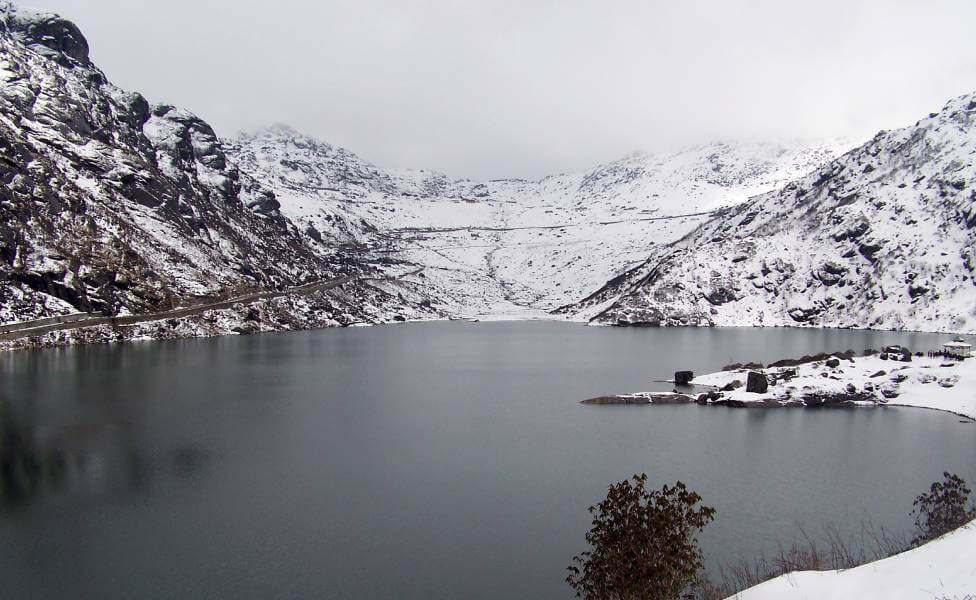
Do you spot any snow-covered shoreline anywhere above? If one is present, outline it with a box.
[586,349,975,421]
[689,352,975,421]
[599,351,975,600]
[729,521,976,600]
[720,357,976,599]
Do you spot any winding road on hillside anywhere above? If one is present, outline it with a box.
[0,274,368,342]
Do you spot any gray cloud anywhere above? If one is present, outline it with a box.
[25,0,976,179]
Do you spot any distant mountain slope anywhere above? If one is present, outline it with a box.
[11,0,966,344]
[583,93,976,333]
[227,127,850,318]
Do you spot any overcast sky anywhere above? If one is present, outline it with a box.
[25,0,976,179]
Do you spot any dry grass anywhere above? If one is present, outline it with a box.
[693,520,913,599]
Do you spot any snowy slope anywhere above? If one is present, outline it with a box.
[691,353,976,419]
[0,3,325,321]
[730,521,976,600]
[586,93,976,333]
[0,3,441,336]
[9,0,974,343]
[227,128,851,319]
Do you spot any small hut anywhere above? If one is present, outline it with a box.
[943,336,972,359]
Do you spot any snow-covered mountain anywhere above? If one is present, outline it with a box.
[227,127,851,319]
[5,0,972,345]
[0,3,437,337]
[580,93,976,333]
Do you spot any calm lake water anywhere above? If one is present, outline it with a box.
[1,322,974,599]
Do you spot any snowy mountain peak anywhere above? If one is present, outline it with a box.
[585,91,976,333]
[4,0,971,343]
[0,2,89,66]
[225,126,852,318]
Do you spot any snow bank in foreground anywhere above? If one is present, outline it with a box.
[730,521,976,600]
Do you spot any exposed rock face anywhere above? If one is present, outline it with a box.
[803,390,877,406]
[746,371,769,393]
[721,379,743,391]
[582,91,976,334]
[0,3,435,335]
[581,393,694,405]
[1,3,89,65]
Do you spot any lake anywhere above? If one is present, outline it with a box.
[1,322,974,598]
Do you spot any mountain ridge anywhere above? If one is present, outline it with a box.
[578,92,976,333]
[0,2,438,346]
[226,124,852,319]
[2,0,972,348]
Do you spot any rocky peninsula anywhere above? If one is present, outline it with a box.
[582,347,976,421]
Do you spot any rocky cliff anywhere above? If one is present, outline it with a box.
[0,3,438,343]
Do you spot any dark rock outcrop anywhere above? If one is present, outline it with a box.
[803,390,876,407]
[721,379,743,391]
[2,5,90,66]
[746,371,768,393]
[581,393,694,405]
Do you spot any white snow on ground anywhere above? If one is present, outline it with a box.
[691,354,976,420]
[685,354,976,600]
[729,521,976,600]
[593,92,976,333]
[225,130,853,320]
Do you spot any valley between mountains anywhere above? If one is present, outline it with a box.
[1,3,974,348]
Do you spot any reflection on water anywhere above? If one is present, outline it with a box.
[0,410,68,506]
[0,322,973,599]
[0,397,209,508]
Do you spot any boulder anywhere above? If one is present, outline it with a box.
[825,358,841,368]
[772,367,799,383]
[721,379,743,392]
[674,370,694,385]
[880,387,900,399]
[746,371,768,394]
[696,391,722,404]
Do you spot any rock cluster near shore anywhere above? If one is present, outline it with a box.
[581,393,695,405]
[583,348,976,420]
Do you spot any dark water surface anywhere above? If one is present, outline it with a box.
[1,322,974,599]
